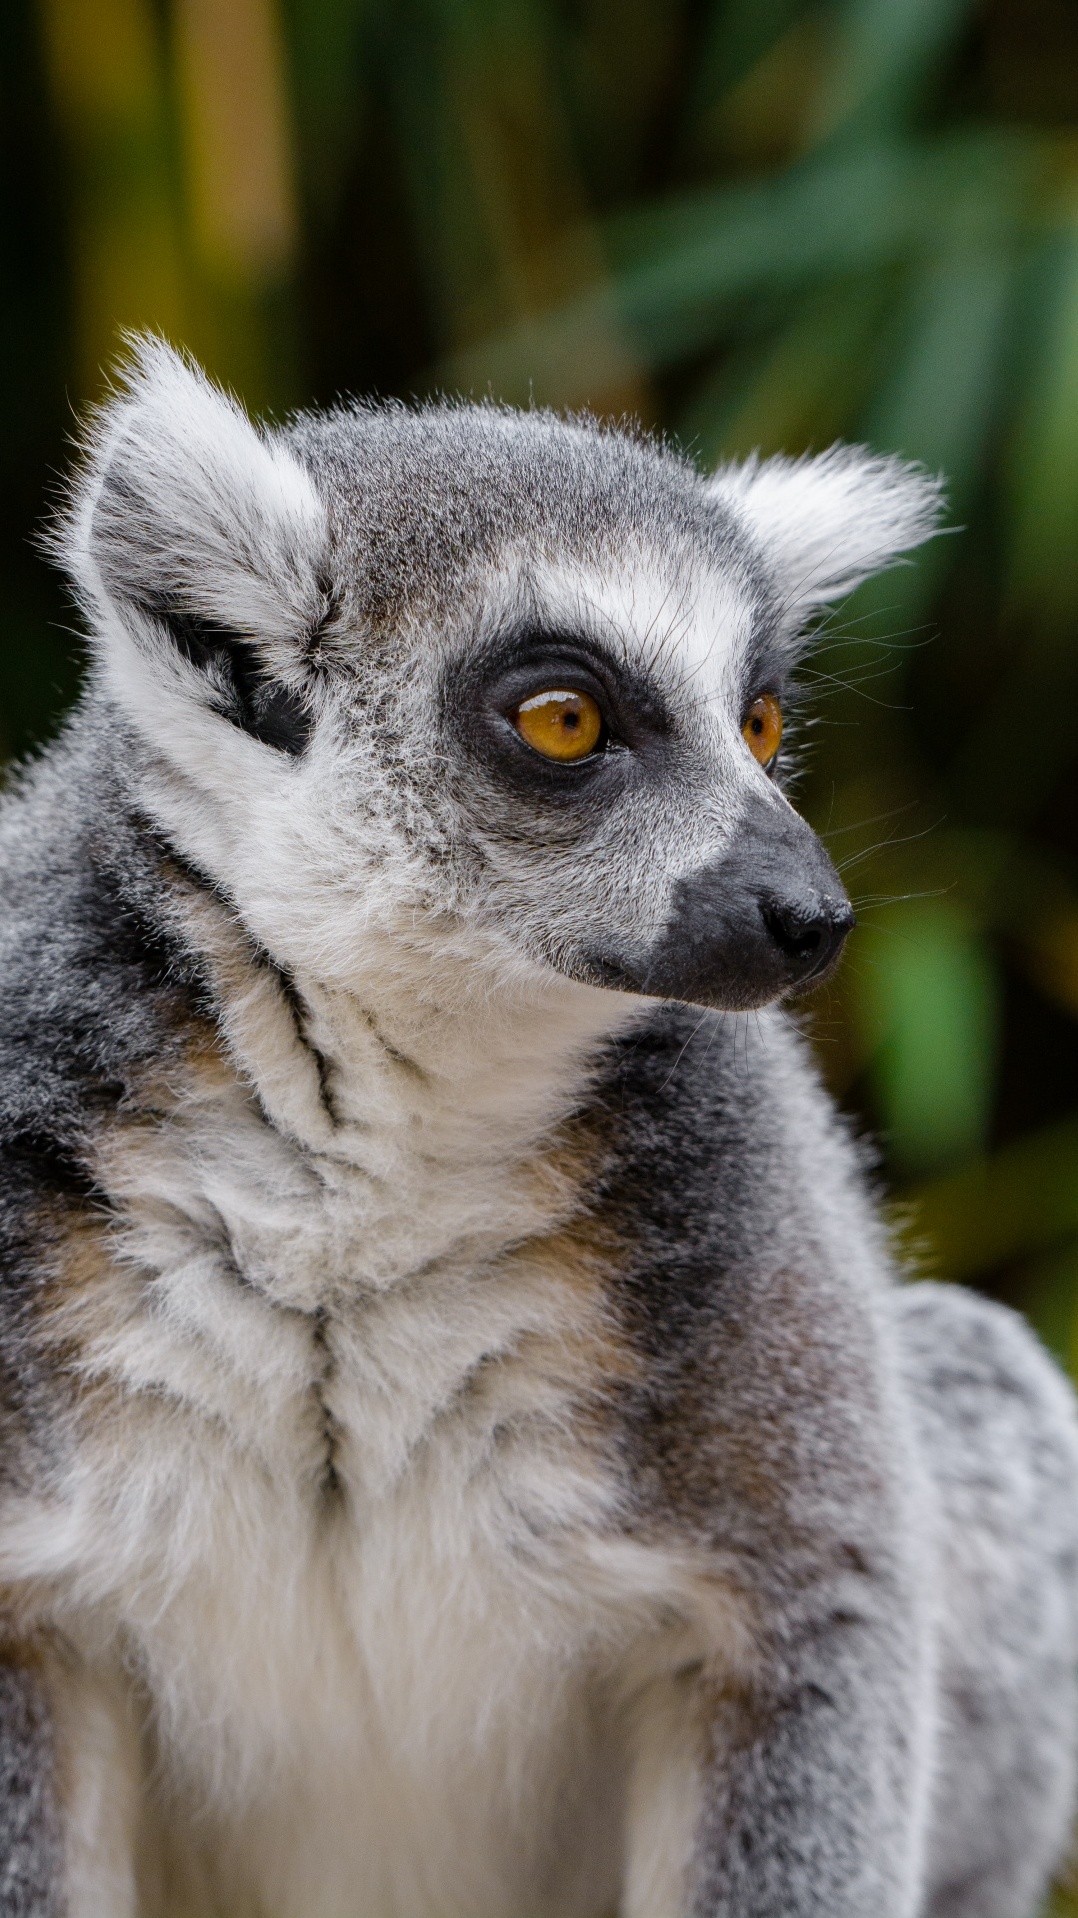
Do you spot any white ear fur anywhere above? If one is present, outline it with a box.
[53,336,328,673]
[708,445,944,630]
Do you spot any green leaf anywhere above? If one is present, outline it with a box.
[850,238,1018,624]
[812,0,977,145]
[857,901,999,1177]
[441,133,1042,405]
[908,1114,1078,1281]
[1008,224,1078,621]
[679,274,890,463]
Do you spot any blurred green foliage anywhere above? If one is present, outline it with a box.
[7,11,1078,1893]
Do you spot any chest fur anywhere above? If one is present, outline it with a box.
[10,1029,669,1913]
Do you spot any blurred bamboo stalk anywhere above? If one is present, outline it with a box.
[173,0,297,283]
[403,0,649,416]
[172,0,299,407]
[38,0,185,399]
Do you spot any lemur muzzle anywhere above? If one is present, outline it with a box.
[642,801,853,1010]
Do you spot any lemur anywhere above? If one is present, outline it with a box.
[0,337,1074,1918]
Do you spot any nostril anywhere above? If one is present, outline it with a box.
[762,897,855,970]
[763,902,823,962]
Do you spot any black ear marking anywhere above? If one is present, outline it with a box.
[139,598,314,756]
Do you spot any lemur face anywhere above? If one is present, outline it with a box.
[435,558,851,1010]
[55,341,940,1013]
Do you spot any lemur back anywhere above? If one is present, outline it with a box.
[0,339,1076,1918]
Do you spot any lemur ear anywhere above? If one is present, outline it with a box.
[53,335,330,755]
[707,445,944,632]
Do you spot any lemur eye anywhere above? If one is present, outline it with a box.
[512,689,603,762]
[742,693,782,769]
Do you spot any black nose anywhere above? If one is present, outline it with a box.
[762,892,856,982]
[633,799,855,1011]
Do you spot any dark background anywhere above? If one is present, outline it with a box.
[5,15,1078,1898]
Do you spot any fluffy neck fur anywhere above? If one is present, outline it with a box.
[180,863,640,1192]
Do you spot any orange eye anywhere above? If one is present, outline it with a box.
[742,693,783,768]
[512,688,603,762]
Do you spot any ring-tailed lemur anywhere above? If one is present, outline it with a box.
[0,336,1075,1917]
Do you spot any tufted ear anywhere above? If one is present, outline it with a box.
[51,336,331,755]
[708,445,944,633]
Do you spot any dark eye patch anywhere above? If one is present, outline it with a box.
[441,623,682,824]
[468,628,672,740]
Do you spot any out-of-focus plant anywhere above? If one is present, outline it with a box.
[37,0,297,404]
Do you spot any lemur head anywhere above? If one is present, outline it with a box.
[54,338,941,1015]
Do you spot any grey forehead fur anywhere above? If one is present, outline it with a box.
[282,400,761,632]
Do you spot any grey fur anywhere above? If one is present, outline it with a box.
[0,339,1071,1915]
[899,1284,1078,1917]
[0,1666,60,1917]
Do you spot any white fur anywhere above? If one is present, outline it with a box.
[620,1672,709,1918]
[49,1654,140,1918]
[56,335,328,688]
[2,905,756,1917]
[709,445,944,631]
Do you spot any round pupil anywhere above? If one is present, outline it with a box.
[743,693,782,766]
[513,688,603,761]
